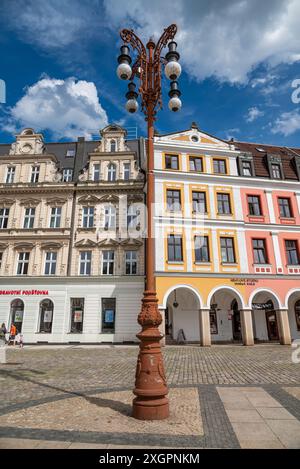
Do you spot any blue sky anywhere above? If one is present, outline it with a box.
[0,0,300,145]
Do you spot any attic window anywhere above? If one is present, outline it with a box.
[256,148,265,152]
[66,149,75,158]
[191,135,199,142]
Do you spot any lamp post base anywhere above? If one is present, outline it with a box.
[132,291,169,420]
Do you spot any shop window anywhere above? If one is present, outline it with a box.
[295,300,300,331]
[39,299,54,333]
[209,310,218,334]
[10,299,24,333]
[70,298,84,333]
[102,298,116,333]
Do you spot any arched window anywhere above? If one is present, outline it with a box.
[107,163,116,182]
[10,299,24,333]
[110,140,116,152]
[39,299,54,333]
[295,300,300,331]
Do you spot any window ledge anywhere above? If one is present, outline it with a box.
[287,264,300,268]
[221,262,237,266]
[167,261,184,264]
[192,211,208,215]
[253,263,272,267]
[194,262,211,265]
[77,227,96,231]
[279,217,296,222]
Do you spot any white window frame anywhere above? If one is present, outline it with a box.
[0,208,9,229]
[102,250,115,275]
[104,205,116,229]
[23,207,35,229]
[123,163,130,180]
[50,207,62,228]
[6,166,15,184]
[107,163,116,182]
[30,165,40,183]
[125,250,137,275]
[63,168,73,182]
[93,164,100,181]
[82,206,94,228]
[44,251,57,275]
[79,251,92,275]
[17,252,30,275]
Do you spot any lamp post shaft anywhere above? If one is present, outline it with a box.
[120,25,178,420]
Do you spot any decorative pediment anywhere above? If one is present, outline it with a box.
[77,195,99,205]
[98,194,119,204]
[98,238,120,247]
[14,242,35,250]
[46,197,66,206]
[120,238,143,247]
[19,198,40,206]
[0,198,15,207]
[40,242,63,250]
[156,122,230,149]
[74,239,97,248]
[9,128,45,156]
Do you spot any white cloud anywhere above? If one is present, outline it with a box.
[271,109,300,136]
[103,0,300,84]
[246,107,264,122]
[2,77,108,140]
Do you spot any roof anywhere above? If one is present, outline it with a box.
[230,140,300,180]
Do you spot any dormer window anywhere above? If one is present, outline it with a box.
[110,140,117,152]
[271,163,282,179]
[93,164,100,182]
[242,161,252,176]
[66,149,75,158]
[62,168,73,182]
[108,163,116,181]
[123,163,130,180]
[30,165,40,183]
[6,166,15,184]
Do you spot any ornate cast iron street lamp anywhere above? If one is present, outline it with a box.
[116,24,182,420]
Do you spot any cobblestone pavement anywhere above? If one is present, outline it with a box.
[0,344,300,449]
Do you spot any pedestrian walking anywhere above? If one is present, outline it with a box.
[9,323,17,346]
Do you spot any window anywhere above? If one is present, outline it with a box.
[50,207,61,228]
[0,208,9,229]
[30,166,40,183]
[0,252,3,270]
[285,240,299,265]
[166,190,181,211]
[62,168,73,182]
[189,156,203,172]
[123,163,130,180]
[102,298,116,333]
[10,299,24,333]
[17,252,30,275]
[252,239,268,264]
[278,198,292,218]
[295,300,300,331]
[247,195,262,216]
[6,166,15,184]
[104,205,116,229]
[165,154,179,170]
[102,251,115,275]
[66,149,75,158]
[23,207,35,228]
[192,191,207,214]
[220,237,235,263]
[213,159,227,174]
[271,163,281,179]
[242,161,252,176]
[39,299,54,333]
[195,236,210,262]
[210,311,218,334]
[79,251,92,275]
[125,251,137,274]
[167,235,183,262]
[107,163,116,181]
[217,193,231,214]
[127,205,139,229]
[93,164,100,181]
[110,140,116,152]
[82,206,94,228]
[44,252,57,275]
[70,298,84,333]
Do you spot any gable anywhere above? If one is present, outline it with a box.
[157,128,230,148]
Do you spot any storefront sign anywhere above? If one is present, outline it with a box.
[74,310,83,323]
[0,290,49,295]
[230,278,258,286]
[14,311,23,322]
[44,310,53,322]
[105,310,114,323]
[252,302,273,310]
